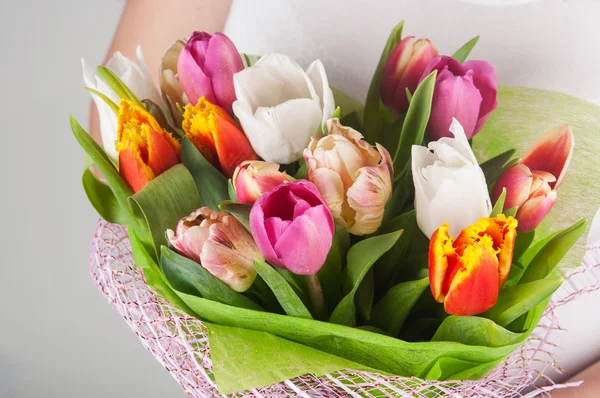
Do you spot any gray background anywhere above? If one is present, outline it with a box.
[2,0,600,397]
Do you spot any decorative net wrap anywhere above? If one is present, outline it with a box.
[90,219,600,397]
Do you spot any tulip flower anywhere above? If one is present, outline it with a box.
[412,118,492,238]
[419,56,497,141]
[182,97,258,178]
[305,119,393,235]
[233,53,335,164]
[380,36,439,114]
[167,207,259,292]
[232,161,293,204]
[177,31,243,114]
[116,99,181,192]
[250,180,334,275]
[492,125,574,232]
[429,215,518,316]
[82,46,171,162]
[160,39,189,125]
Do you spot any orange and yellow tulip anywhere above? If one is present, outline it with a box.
[428,215,518,316]
[182,97,257,178]
[116,99,181,192]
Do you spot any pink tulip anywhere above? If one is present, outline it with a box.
[177,31,243,113]
[166,207,260,292]
[420,56,497,141]
[380,36,439,114]
[492,125,574,232]
[249,180,334,275]
[232,161,293,205]
[304,119,393,235]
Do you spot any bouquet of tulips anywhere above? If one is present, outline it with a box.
[73,21,600,394]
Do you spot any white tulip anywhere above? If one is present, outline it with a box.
[82,46,169,163]
[232,53,335,164]
[412,118,492,238]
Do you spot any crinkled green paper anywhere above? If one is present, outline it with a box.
[474,86,600,267]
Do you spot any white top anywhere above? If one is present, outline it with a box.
[225,0,600,382]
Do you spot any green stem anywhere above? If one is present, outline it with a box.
[305,273,327,321]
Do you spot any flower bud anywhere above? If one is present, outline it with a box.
[249,180,334,275]
[304,119,393,235]
[420,56,497,141]
[178,32,244,113]
[167,207,260,292]
[232,161,293,204]
[116,99,180,192]
[380,36,438,114]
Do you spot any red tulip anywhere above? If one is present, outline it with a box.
[492,125,574,232]
[116,99,181,192]
[429,215,518,316]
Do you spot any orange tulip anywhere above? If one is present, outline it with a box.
[428,215,518,316]
[182,97,257,178]
[116,99,181,192]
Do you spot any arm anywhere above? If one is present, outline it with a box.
[90,0,232,143]
[552,360,600,398]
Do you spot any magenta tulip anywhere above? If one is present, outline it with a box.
[492,125,574,232]
[249,180,334,275]
[177,31,243,113]
[420,56,497,141]
[380,36,438,114]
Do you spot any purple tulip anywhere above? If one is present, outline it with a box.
[177,31,243,113]
[249,180,335,275]
[420,56,497,140]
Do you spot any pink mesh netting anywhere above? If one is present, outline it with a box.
[89,219,600,397]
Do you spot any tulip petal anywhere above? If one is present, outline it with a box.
[203,33,244,113]
[463,60,498,134]
[178,47,215,105]
[444,239,500,316]
[306,59,335,128]
[428,70,483,139]
[520,124,574,189]
[428,223,455,302]
[118,143,154,193]
[380,36,416,111]
[273,205,334,275]
[307,167,346,227]
[492,164,533,209]
[250,199,280,266]
[516,190,558,233]
[346,144,393,235]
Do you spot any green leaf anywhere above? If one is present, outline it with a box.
[329,230,403,326]
[356,268,374,320]
[70,116,133,211]
[382,168,414,222]
[128,228,194,315]
[82,169,132,225]
[317,226,348,314]
[128,164,202,258]
[375,210,418,291]
[241,53,261,68]
[451,35,480,63]
[484,276,563,327]
[294,159,307,179]
[490,188,506,217]
[253,260,312,319]
[227,179,237,202]
[405,87,413,103]
[161,246,263,311]
[393,70,437,178]
[84,87,119,114]
[504,207,518,218]
[181,137,229,210]
[478,149,516,183]
[97,66,144,107]
[339,111,363,132]
[370,278,429,336]
[218,201,251,231]
[432,315,523,348]
[330,86,365,120]
[363,20,404,143]
[519,219,587,284]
